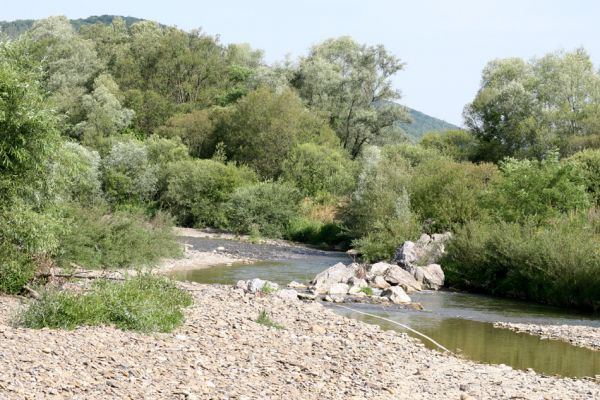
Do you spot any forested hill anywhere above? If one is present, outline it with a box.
[400,107,459,141]
[0,15,145,38]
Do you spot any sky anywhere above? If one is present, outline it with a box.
[3,0,600,126]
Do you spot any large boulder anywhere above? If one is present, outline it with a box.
[421,264,445,290]
[384,266,422,294]
[381,287,411,304]
[311,262,358,294]
[393,233,451,267]
[368,262,391,277]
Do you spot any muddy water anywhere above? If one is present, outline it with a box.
[172,237,600,377]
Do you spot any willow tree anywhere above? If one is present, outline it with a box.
[294,36,410,158]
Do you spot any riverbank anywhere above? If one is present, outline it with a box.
[0,283,598,399]
[494,322,600,352]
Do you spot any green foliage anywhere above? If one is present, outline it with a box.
[419,130,479,161]
[55,204,181,270]
[260,283,276,295]
[0,243,36,294]
[346,146,421,261]
[282,143,356,197]
[566,149,600,205]
[161,159,257,227]
[443,216,600,311]
[409,158,499,232]
[18,274,193,332]
[359,287,373,296]
[226,182,302,238]
[49,142,102,204]
[156,108,221,158]
[465,49,600,160]
[489,156,590,224]
[217,87,337,178]
[102,140,158,205]
[295,36,410,157]
[286,217,345,247]
[255,310,284,329]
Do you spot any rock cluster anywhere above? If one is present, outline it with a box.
[0,283,597,399]
[306,233,452,305]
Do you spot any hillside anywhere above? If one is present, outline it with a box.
[0,15,145,38]
[400,107,460,142]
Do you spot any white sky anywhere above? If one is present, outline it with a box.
[3,0,600,126]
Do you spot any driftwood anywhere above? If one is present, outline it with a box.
[22,285,41,299]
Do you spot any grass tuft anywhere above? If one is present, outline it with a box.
[17,274,193,332]
[255,309,284,329]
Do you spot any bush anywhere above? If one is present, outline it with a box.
[443,216,600,311]
[344,146,421,260]
[282,143,356,197]
[18,274,193,332]
[161,159,257,227]
[567,149,600,205]
[0,243,36,294]
[55,204,181,269]
[419,129,479,161]
[102,140,158,205]
[286,217,345,247]
[226,182,302,238]
[489,156,590,224]
[49,141,102,204]
[409,158,499,232]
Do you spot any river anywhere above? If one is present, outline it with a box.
[171,236,600,378]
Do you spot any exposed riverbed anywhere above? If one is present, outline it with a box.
[172,236,600,378]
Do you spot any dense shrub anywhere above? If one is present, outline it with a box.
[0,243,36,294]
[566,149,600,205]
[225,182,302,238]
[102,140,158,204]
[161,159,257,228]
[443,216,600,310]
[216,87,338,178]
[18,274,193,332]
[156,108,221,158]
[488,156,590,224]
[282,143,356,197]
[345,147,421,260]
[419,129,479,161]
[55,204,181,269]
[49,142,102,204]
[409,158,499,232]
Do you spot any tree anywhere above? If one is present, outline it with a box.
[24,16,103,134]
[419,129,479,161]
[216,87,337,178]
[294,37,410,157]
[75,74,135,148]
[465,49,600,160]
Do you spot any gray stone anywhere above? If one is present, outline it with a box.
[371,275,391,289]
[421,264,445,290]
[328,283,350,295]
[381,286,411,304]
[384,266,422,294]
[311,263,358,294]
[369,262,391,277]
[274,289,298,301]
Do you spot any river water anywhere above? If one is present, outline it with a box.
[172,237,600,378]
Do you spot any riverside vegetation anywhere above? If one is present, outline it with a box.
[2,15,600,337]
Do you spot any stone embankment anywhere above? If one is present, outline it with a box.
[1,283,599,399]
[494,322,600,351]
